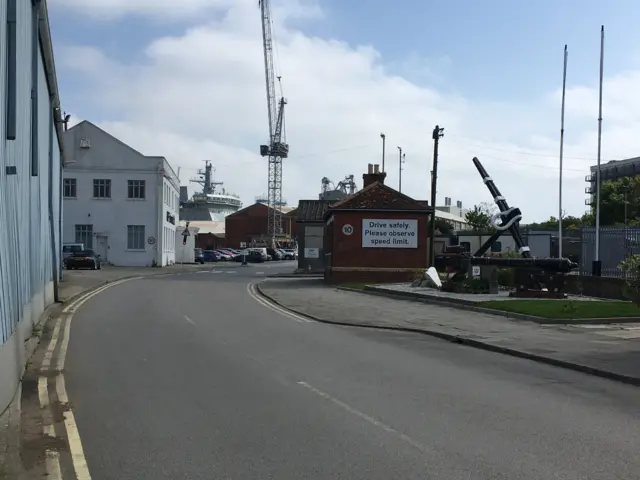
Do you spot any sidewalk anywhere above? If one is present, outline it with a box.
[257,278,640,386]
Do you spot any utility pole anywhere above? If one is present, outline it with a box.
[380,133,386,172]
[397,146,405,192]
[429,125,444,267]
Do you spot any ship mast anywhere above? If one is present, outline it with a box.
[189,161,223,194]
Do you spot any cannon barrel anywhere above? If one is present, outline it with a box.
[469,256,577,273]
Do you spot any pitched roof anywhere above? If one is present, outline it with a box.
[328,181,431,213]
[296,200,333,222]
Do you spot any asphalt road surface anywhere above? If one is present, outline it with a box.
[65,265,640,479]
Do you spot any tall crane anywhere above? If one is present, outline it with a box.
[259,0,289,243]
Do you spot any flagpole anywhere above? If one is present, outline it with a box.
[593,25,604,276]
[558,44,568,258]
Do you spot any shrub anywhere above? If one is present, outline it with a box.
[618,255,640,306]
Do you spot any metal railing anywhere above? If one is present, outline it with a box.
[580,227,640,277]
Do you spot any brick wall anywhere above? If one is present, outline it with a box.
[324,267,421,284]
[324,210,429,284]
[329,211,429,269]
[565,275,627,300]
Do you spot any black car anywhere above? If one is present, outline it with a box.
[194,248,205,264]
[66,250,102,270]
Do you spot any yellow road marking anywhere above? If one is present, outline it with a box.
[246,283,311,323]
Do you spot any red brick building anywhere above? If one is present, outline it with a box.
[323,164,433,284]
[225,202,298,248]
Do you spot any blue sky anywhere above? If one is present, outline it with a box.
[50,0,638,104]
[47,0,640,220]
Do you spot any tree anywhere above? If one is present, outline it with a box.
[619,255,640,306]
[464,203,495,231]
[591,175,640,226]
[434,218,454,235]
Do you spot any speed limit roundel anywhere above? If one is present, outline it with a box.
[342,224,354,235]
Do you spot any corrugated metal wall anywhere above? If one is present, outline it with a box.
[0,0,61,344]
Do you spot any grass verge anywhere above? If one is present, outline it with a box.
[477,299,640,319]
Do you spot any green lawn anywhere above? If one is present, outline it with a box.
[477,300,640,319]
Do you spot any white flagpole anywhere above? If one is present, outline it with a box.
[594,25,604,275]
[558,44,568,258]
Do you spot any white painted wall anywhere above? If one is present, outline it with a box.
[0,0,63,414]
[175,226,199,263]
[63,123,180,267]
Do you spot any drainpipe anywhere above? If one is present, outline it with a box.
[48,107,59,302]
[30,0,41,176]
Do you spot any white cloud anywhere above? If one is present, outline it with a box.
[52,0,640,221]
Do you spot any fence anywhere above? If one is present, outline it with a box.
[581,227,640,278]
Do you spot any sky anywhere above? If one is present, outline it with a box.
[47,0,640,222]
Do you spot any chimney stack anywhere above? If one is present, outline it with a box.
[363,163,386,188]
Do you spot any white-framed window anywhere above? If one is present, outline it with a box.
[127,180,146,199]
[75,224,93,248]
[63,178,77,198]
[93,179,111,199]
[127,225,145,250]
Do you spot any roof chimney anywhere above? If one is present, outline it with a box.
[363,163,386,188]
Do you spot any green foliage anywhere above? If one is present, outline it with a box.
[587,175,640,226]
[618,254,640,306]
[434,218,454,234]
[464,202,496,231]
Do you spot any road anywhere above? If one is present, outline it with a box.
[63,264,640,479]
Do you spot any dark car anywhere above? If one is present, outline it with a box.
[66,250,101,270]
[232,250,265,263]
[194,248,205,264]
[202,250,221,262]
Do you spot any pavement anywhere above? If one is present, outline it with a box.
[19,265,640,478]
[257,279,640,386]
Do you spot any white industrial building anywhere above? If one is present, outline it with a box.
[0,0,65,412]
[63,121,180,266]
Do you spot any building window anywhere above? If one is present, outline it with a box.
[75,224,93,249]
[63,178,77,198]
[93,179,111,199]
[460,241,471,252]
[127,225,145,250]
[127,180,146,199]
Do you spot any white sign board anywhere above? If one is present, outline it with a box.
[362,219,418,248]
[304,247,319,258]
[472,266,481,277]
[342,224,354,235]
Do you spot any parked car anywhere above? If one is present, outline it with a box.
[66,249,101,270]
[202,250,221,262]
[194,248,205,264]
[267,248,284,260]
[280,249,296,260]
[232,249,265,263]
[214,250,233,261]
[62,243,84,262]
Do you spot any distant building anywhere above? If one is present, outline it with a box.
[63,121,180,267]
[586,156,640,205]
[434,197,469,230]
